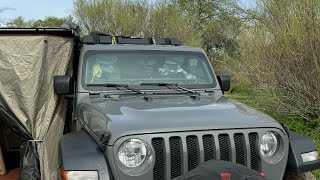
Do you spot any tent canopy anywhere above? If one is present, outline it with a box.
[0,28,77,180]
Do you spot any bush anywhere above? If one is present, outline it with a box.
[224,1,320,176]
[225,0,320,121]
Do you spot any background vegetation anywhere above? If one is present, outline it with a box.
[2,0,320,177]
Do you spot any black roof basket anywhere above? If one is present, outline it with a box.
[115,36,153,45]
[82,31,112,44]
[155,38,180,46]
[81,31,180,46]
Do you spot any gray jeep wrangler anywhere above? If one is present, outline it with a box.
[55,33,320,180]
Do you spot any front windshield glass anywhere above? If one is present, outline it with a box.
[83,50,216,87]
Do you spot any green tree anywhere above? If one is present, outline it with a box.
[148,0,201,46]
[72,0,237,46]
[173,0,241,55]
[72,0,151,36]
[30,16,73,28]
[72,0,239,53]
[6,16,31,28]
[6,16,72,28]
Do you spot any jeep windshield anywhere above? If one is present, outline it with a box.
[83,50,216,89]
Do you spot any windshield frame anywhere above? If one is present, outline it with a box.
[81,49,218,91]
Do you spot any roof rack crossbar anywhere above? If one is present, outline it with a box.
[115,36,153,45]
[82,31,112,44]
[155,38,180,46]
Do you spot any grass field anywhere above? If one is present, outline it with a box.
[225,83,320,178]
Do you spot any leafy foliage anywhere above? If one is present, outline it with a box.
[30,16,73,28]
[225,0,320,121]
[173,0,240,53]
[5,16,72,28]
[6,16,31,28]
[72,0,240,53]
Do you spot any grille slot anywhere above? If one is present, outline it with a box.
[152,138,165,180]
[202,134,215,161]
[234,133,246,166]
[186,136,199,171]
[249,133,260,171]
[218,134,231,161]
[169,137,183,179]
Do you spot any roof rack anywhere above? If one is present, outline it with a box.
[115,36,153,44]
[81,32,180,46]
[82,31,112,44]
[154,38,180,46]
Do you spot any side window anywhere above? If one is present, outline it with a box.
[85,56,95,83]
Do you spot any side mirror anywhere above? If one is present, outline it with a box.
[217,74,230,92]
[54,75,74,95]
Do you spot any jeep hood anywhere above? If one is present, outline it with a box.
[78,95,283,145]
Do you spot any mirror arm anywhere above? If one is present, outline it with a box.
[65,94,76,99]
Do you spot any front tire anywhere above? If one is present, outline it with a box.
[283,172,316,180]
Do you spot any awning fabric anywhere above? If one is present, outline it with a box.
[0,35,74,180]
[0,146,6,175]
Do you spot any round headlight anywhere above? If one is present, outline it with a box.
[118,139,147,167]
[117,139,154,176]
[260,132,278,157]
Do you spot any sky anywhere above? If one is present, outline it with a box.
[0,0,255,22]
[0,0,73,21]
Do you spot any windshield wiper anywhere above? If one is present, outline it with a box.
[88,83,145,94]
[139,82,199,95]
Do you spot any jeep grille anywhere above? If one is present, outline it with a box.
[151,132,260,180]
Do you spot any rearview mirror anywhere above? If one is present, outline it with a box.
[54,75,74,95]
[217,74,230,92]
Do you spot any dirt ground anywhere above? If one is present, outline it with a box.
[0,168,19,180]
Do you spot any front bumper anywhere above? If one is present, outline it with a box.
[294,159,320,174]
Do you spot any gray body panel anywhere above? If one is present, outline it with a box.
[60,130,112,180]
[77,94,284,145]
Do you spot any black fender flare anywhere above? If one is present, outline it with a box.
[59,129,113,180]
[286,130,320,173]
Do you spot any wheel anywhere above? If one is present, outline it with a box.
[283,172,316,180]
